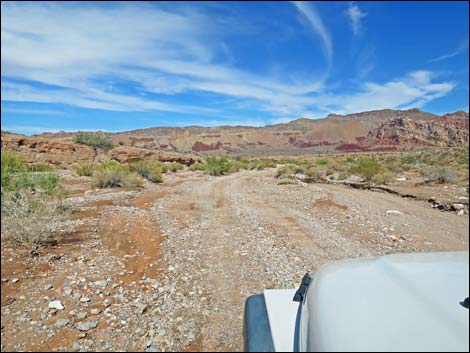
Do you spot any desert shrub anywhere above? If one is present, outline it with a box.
[75,162,97,176]
[128,159,163,183]
[371,171,395,185]
[206,157,232,176]
[28,163,54,172]
[421,166,458,184]
[277,178,296,185]
[9,172,62,196]
[1,151,27,190]
[349,158,383,181]
[73,132,114,151]
[0,155,54,173]
[304,166,325,182]
[254,159,277,170]
[275,158,303,166]
[315,159,328,166]
[93,161,143,188]
[189,162,207,171]
[2,151,65,199]
[233,158,251,170]
[165,162,184,172]
[1,191,66,246]
[329,160,349,173]
[2,151,25,190]
[400,155,418,165]
[384,156,397,163]
[325,167,336,176]
[118,141,125,146]
[1,152,67,246]
[2,155,63,198]
[1,150,26,173]
[275,164,303,179]
[417,152,436,165]
[227,160,242,173]
[455,149,469,165]
[385,161,404,173]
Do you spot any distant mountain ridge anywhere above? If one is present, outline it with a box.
[34,108,468,154]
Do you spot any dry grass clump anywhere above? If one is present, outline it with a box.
[189,162,207,171]
[1,191,66,246]
[93,161,143,188]
[1,151,67,247]
[163,162,185,173]
[129,159,163,183]
[75,162,97,176]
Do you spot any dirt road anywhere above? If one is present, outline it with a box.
[154,169,468,351]
[1,169,468,352]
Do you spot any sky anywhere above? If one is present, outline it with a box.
[1,1,469,135]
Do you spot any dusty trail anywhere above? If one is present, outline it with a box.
[154,169,469,351]
[1,169,468,352]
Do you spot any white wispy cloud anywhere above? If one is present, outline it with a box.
[346,2,367,36]
[312,70,455,114]
[291,1,333,70]
[2,125,71,134]
[1,125,117,135]
[1,2,457,123]
[1,1,325,117]
[1,107,64,115]
[427,39,469,63]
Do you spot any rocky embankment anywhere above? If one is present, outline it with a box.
[1,132,202,167]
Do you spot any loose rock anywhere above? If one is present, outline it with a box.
[48,300,65,310]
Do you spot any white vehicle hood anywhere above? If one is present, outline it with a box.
[302,251,469,352]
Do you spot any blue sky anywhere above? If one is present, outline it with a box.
[1,1,468,135]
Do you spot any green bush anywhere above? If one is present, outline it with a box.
[2,151,25,190]
[349,158,383,181]
[304,166,325,182]
[73,132,114,151]
[128,159,163,183]
[1,151,67,246]
[1,150,26,174]
[8,172,62,196]
[250,159,277,170]
[400,155,418,165]
[93,161,143,188]
[165,162,184,172]
[227,160,242,173]
[27,163,55,172]
[1,151,63,196]
[234,158,252,169]
[189,162,207,171]
[206,157,232,176]
[315,159,328,166]
[75,162,97,176]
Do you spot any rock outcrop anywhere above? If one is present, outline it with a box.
[365,111,469,148]
[1,132,202,167]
